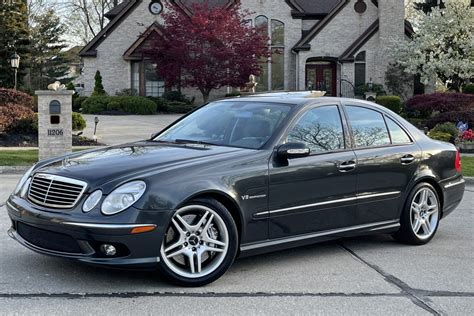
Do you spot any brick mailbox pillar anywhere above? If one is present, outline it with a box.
[35,90,74,161]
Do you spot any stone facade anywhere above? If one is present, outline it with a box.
[35,90,73,160]
[78,0,408,101]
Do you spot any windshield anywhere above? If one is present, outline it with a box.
[154,101,292,149]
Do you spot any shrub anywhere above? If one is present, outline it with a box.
[0,88,34,108]
[426,111,474,129]
[430,122,459,138]
[376,96,402,113]
[92,70,106,96]
[463,84,474,94]
[107,100,121,111]
[82,96,157,114]
[427,131,452,142]
[72,96,88,112]
[167,101,196,113]
[162,91,190,103]
[406,93,474,117]
[0,104,36,133]
[117,96,157,114]
[81,96,109,113]
[116,88,138,96]
[72,112,86,131]
[148,97,169,112]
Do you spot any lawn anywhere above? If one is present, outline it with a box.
[462,156,474,177]
[0,148,92,166]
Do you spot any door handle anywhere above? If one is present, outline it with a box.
[401,154,415,165]
[338,160,356,172]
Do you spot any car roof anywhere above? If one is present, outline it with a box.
[219,92,387,109]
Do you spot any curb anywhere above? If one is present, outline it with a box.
[464,177,474,185]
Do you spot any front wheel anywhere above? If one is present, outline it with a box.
[158,198,238,286]
[393,183,441,245]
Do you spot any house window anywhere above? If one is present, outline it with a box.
[130,61,165,97]
[354,51,366,88]
[255,16,285,92]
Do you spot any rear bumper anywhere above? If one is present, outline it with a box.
[6,197,171,269]
[440,176,465,218]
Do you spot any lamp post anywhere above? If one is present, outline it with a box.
[93,116,99,142]
[10,52,20,90]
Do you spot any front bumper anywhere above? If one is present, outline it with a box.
[6,196,171,269]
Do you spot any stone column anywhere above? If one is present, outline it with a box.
[35,90,74,161]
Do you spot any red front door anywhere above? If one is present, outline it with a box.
[305,62,337,96]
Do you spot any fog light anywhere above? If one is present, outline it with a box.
[100,244,116,256]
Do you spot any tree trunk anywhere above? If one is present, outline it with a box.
[201,89,211,104]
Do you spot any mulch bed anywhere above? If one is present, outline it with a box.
[0,133,105,147]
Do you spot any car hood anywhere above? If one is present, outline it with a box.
[33,141,248,190]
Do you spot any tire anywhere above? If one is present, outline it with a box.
[393,183,441,245]
[158,198,238,286]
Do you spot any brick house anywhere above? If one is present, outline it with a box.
[78,0,413,102]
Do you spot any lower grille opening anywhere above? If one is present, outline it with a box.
[17,222,83,254]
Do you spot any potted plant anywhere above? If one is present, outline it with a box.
[456,129,474,152]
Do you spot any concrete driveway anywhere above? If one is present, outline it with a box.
[81,114,182,145]
[0,175,472,315]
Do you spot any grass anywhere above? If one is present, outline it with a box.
[0,149,473,177]
[0,148,92,166]
[462,156,474,177]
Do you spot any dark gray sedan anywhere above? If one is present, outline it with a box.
[6,94,465,286]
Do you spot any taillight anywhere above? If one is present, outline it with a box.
[455,150,462,173]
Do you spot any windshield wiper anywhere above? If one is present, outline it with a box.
[174,139,217,146]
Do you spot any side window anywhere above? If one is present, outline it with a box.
[287,105,345,153]
[346,106,390,147]
[386,117,412,144]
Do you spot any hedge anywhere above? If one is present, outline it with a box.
[81,96,157,114]
[406,93,474,117]
[167,101,197,113]
[427,131,452,142]
[429,122,458,138]
[376,96,402,114]
[72,96,88,112]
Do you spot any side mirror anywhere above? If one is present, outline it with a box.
[277,142,310,159]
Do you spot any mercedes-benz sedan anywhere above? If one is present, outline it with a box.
[6,94,465,286]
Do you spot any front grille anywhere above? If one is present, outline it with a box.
[28,173,87,209]
[17,222,83,253]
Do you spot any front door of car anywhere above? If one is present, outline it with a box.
[268,104,358,239]
[342,104,422,223]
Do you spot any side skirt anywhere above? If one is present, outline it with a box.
[238,220,400,258]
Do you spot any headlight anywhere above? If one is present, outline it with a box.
[13,165,35,195]
[83,190,103,213]
[101,181,146,215]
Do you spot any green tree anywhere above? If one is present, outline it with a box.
[0,0,30,88]
[92,70,106,96]
[29,9,68,90]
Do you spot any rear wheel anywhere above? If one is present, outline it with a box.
[158,198,238,286]
[393,183,441,245]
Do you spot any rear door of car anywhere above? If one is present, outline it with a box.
[341,102,422,223]
[267,102,359,239]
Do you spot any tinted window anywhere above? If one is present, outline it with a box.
[386,117,411,144]
[155,101,291,149]
[346,106,390,147]
[287,105,344,153]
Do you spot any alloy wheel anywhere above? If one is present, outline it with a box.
[410,187,439,240]
[160,205,229,278]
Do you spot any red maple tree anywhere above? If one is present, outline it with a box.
[147,1,269,103]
